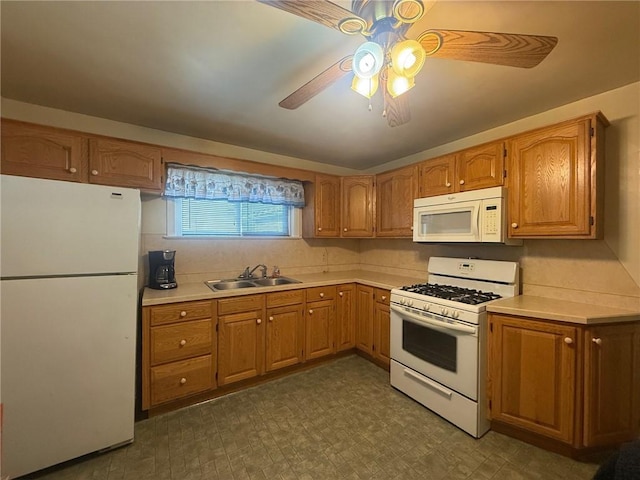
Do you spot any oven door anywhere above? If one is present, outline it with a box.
[390,304,479,400]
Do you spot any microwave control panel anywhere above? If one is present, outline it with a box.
[483,205,499,234]
[480,199,502,240]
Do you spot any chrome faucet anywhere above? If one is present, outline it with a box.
[239,264,268,279]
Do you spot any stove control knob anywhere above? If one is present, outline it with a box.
[407,300,414,307]
[399,298,405,305]
[452,310,460,319]
[441,308,448,316]
[422,303,429,311]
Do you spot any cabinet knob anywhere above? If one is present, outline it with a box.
[382,296,387,301]
[180,311,187,317]
[180,378,187,385]
[318,227,322,232]
[91,169,99,176]
[445,182,451,187]
[343,228,347,232]
[459,179,465,185]
[269,316,274,322]
[68,167,77,174]
[179,339,187,346]
[592,337,602,345]
[256,318,262,324]
[511,223,519,229]
[320,292,324,298]
[564,337,573,344]
[309,309,313,314]
[339,292,343,297]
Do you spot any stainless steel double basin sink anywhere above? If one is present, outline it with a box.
[205,276,301,292]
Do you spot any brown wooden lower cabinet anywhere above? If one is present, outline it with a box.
[142,283,393,413]
[488,313,640,453]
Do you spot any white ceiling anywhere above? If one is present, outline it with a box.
[1,1,639,170]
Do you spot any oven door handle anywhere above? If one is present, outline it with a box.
[390,305,477,335]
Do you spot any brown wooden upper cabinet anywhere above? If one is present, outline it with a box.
[341,176,375,237]
[506,113,607,239]
[376,164,418,237]
[0,120,88,183]
[303,174,341,237]
[418,140,505,197]
[89,138,163,193]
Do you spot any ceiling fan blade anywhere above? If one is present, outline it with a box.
[384,93,411,127]
[416,29,558,68]
[256,0,365,32]
[279,56,353,110]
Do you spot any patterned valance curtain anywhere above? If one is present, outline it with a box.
[164,163,305,207]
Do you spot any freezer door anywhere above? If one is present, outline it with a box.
[1,275,137,478]
[1,175,140,277]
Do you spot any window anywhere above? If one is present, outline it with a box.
[168,198,301,238]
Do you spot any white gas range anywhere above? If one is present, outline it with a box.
[390,257,519,438]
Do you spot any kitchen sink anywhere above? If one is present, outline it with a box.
[205,276,301,292]
[251,277,301,287]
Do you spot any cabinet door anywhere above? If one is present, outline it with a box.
[418,154,456,197]
[356,285,374,355]
[583,323,640,447]
[507,118,592,238]
[0,120,88,182]
[89,138,163,192]
[457,141,504,192]
[376,165,418,237]
[305,300,335,360]
[489,314,577,443]
[265,304,304,372]
[218,310,264,385]
[336,284,357,352]
[373,296,391,368]
[311,174,341,237]
[341,176,374,237]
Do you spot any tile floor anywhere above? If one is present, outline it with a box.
[25,355,602,480]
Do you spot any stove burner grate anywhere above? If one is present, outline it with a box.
[399,283,502,305]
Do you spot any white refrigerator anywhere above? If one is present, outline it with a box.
[0,174,141,478]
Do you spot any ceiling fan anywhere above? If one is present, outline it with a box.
[257,0,558,127]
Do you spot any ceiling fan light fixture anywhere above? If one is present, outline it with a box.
[352,41,384,79]
[392,0,425,24]
[390,39,426,78]
[351,73,379,99]
[387,68,415,98]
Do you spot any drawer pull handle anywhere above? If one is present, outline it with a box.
[269,316,274,322]
[256,318,262,325]
[459,179,465,185]
[339,292,343,297]
[320,293,324,298]
[91,169,99,176]
[309,309,313,314]
[180,377,187,385]
[179,339,187,346]
[381,296,387,301]
[592,337,602,345]
[69,167,77,174]
[180,311,187,317]
[564,337,573,345]
[343,228,348,232]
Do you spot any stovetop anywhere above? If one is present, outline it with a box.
[398,283,502,305]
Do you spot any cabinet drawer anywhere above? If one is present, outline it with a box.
[150,355,213,406]
[267,289,304,308]
[150,319,212,366]
[375,288,390,306]
[218,294,264,316]
[306,286,336,302]
[149,301,213,326]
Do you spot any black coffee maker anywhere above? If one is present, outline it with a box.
[148,250,177,290]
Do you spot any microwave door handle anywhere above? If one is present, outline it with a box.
[472,203,480,239]
[390,305,477,335]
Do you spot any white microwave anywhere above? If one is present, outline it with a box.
[413,186,520,244]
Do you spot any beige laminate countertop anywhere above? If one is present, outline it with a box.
[487,295,640,325]
[142,270,425,306]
